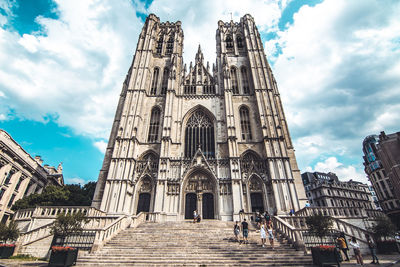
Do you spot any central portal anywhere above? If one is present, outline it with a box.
[184,171,215,220]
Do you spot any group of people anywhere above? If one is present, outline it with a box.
[234,211,275,248]
[337,233,380,265]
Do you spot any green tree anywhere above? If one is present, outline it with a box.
[0,221,20,243]
[369,216,397,241]
[11,182,97,211]
[306,213,333,243]
[51,212,89,237]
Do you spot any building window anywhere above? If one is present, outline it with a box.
[150,68,159,95]
[226,35,233,49]
[4,170,14,184]
[184,110,215,159]
[166,35,174,54]
[156,35,163,54]
[15,178,23,191]
[161,68,168,95]
[0,188,5,200]
[237,35,243,48]
[231,67,239,94]
[240,106,252,141]
[148,107,161,143]
[241,67,250,94]
[7,194,16,208]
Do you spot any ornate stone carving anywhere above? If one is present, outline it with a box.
[185,173,213,193]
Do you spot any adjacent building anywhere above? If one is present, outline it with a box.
[92,14,307,221]
[302,171,375,215]
[362,132,400,226]
[0,130,64,223]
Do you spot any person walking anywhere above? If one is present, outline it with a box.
[264,211,271,225]
[336,234,350,261]
[193,210,198,223]
[366,234,379,264]
[349,237,364,266]
[260,221,267,247]
[267,223,274,249]
[241,218,249,244]
[234,221,240,243]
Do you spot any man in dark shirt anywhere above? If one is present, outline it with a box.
[241,218,249,244]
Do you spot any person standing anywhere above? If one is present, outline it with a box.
[264,211,271,225]
[349,237,364,266]
[366,234,379,265]
[193,210,198,223]
[241,218,249,244]
[336,234,350,261]
[260,221,267,247]
[267,223,274,249]
[234,221,240,243]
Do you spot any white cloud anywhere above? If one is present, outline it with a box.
[306,157,368,183]
[269,0,400,173]
[93,140,107,154]
[65,177,85,184]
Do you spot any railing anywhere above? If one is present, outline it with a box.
[272,216,305,251]
[90,212,147,252]
[14,206,107,220]
[295,207,369,218]
[17,222,54,247]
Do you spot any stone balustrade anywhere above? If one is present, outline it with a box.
[17,222,54,247]
[295,206,369,218]
[14,206,107,221]
[272,216,305,251]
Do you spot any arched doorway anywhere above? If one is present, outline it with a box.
[185,193,197,219]
[249,176,265,213]
[202,193,214,219]
[137,193,151,214]
[135,175,153,214]
[183,171,216,220]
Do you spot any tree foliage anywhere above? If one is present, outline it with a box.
[51,212,89,237]
[306,214,333,241]
[0,221,20,243]
[11,182,97,211]
[369,216,397,241]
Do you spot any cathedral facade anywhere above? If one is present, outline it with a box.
[92,14,307,221]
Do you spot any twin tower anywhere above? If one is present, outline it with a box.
[92,14,307,220]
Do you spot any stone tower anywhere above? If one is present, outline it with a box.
[92,14,307,220]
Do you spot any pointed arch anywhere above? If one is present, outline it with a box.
[241,66,250,94]
[239,106,252,141]
[150,67,159,95]
[156,35,163,54]
[230,67,239,94]
[166,34,174,54]
[237,35,243,48]
[148,107,161,142]
[161,67,169,95]
[226,34,233,49]
[184,108,215,159]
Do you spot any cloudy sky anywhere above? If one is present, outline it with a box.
[0,0,399,184]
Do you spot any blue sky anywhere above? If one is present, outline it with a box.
[0,0,399,184]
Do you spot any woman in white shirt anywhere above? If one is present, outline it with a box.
[260,221,266,247]
[349,237,364,266]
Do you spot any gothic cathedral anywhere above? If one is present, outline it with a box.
[92,14,307,220]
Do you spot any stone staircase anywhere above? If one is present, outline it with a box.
[76,220,313,266]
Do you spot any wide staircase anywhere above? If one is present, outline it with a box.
[76,220,313,266]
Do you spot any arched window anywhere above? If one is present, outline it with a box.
[166,35,174,54]
[161,68,168,94]
[231,67,239,94]
[148,107,161,142]
[237,35,243,48]
[226,35,233,49]
[150,68,159,95]
[184,110,215,159]
[240,106,252,141]
[241,67,250,94]
[156,35,163,54]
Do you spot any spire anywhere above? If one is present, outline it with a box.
[195,44,204,63]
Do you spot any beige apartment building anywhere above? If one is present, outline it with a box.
[0,130,64,223]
